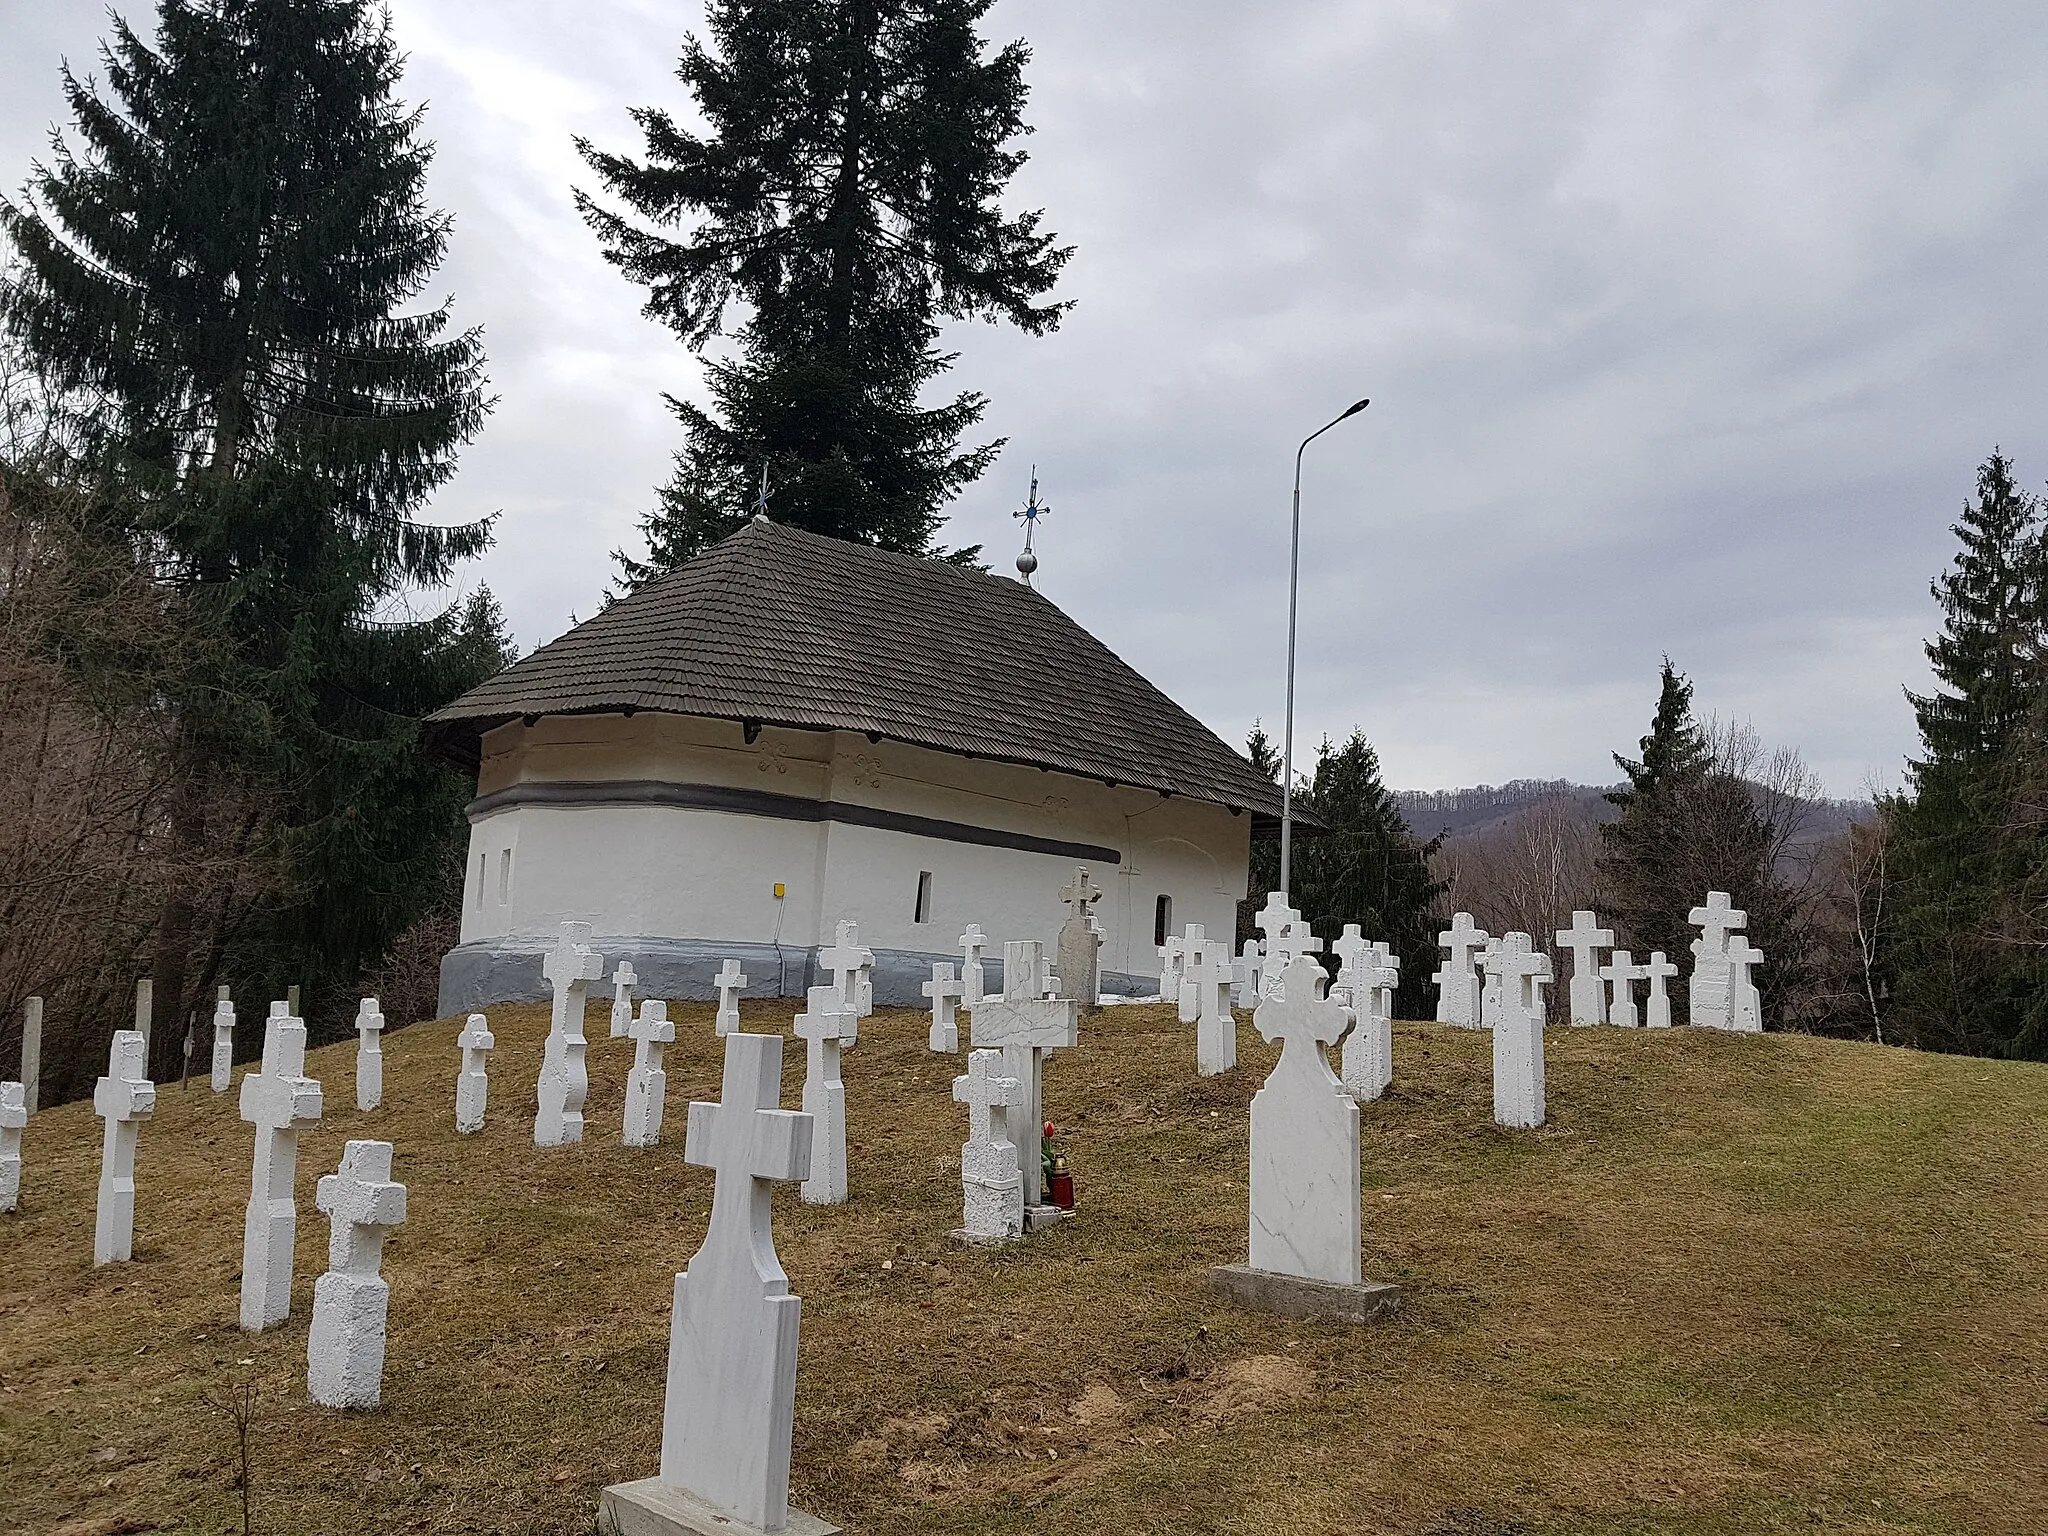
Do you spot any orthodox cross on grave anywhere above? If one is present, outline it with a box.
[924,961,964,1053]
[1725,938,1765,1033]
[1249,954,1360,1286]
[1013,466,1050,585]
[1057,867,1105,1009]
[714,959,748,1036]
[1187,932,1237,1077]
[1,1082,26,1213]
[818,921,874,1018]
[1643,951,1678,1029]
[210,989,236,1093]
[309,1139,408,1410]
[1332,925,1372,1005]
[1332,925,1377,1101]
[1688,891,1746,1030]
[1233,939,1263,1009]
[1554,911,1613,1027]
[355,998,385,1111]
[1176,923,1212,1023]
[1434,912,1489,1028]
[968,940,1078,1212]
[624,1000,677,1149]
[662,1031,814,1531]
[455,1013,495,1134]
[958,923,989,1005]
[1600,951,1649,1028]
[609,960,639,1039]
[1483,934,1551,1129]
[793,985,858,1205]
[93,1030,155,1265]
[240,1004,324,1330]
[1157,932,1185,1004]
[954,1048,1026,1242]
[536,921,604,1147]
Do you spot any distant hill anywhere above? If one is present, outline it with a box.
[1396,779,1873,849]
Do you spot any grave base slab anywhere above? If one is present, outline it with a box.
[599,1478,839,1536]
[1208,1263,1403,1325]
[1023,1202,1071,1233]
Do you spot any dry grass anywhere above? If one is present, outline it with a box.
[1,1001,2044,1536]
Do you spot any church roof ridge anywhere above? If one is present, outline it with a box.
[426,519,1292,823]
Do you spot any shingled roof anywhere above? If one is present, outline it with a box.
[426,519,1292,825]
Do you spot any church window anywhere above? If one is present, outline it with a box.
[914,870,934,924]
[499,847,513,904]
[1154,893,1173,946]
[475,852,487,908]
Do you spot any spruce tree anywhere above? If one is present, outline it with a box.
[576,0,1070,577]
[2,0,495,1069]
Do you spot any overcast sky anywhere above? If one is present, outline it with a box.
[7,1,2047,797]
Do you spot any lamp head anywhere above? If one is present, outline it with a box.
[1340,398,1370,419]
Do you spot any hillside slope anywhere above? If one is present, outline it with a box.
[1,1004,2043,1536]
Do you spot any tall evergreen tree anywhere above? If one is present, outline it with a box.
[576,0,1070,578]
[2,0,495,1070]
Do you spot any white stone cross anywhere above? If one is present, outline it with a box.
[953,1048,1026,1241]
[354,997,385,1111]
[609,960,640,1039]
[957,923,988,1005]
[968,940,1079,1212]
[1600,950,1649,1028]
[1367,942,1403,1098]
[18,996,40,1115]
[923,961,964,1052]
[1331,924,1372,1003]
[1187,931,1237,1076]
[1232,939,1263,1009]
[714,958,749,1036]
[1554,911,1613,1027]
[92,1029,155,1265]
[240,1004,324,1330]
[793,985,858,1205]
[1056,867,1105,1008]
[818,919,874,1018]
[1725,937,1765,1033]
[536,920,604,1147]
[1643,951,1678,1029]
[1332,925,1379,1102]
[209,989,235,1093]
[308,1139,408,1410]
[658,1030,814,1532]
[1688,891,1747,1030]
[1434,912,1489,1028]
[624,1000,677,1148]
[1176,922,1211,1024]
[1483,934,1551,1128]
[1157,932,1186,1006]
[1248,954,1360,1286]
[455,1013,495,1134]
[0,1081,24,1213]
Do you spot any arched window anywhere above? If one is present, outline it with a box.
[1153,893,1173,947]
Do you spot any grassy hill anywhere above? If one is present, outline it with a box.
[1,1001,2043,1536]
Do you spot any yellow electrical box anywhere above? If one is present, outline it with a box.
[773,883,786,899]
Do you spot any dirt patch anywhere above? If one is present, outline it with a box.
[1198,1354,1316,1420]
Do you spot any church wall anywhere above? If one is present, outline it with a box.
[440,712,1251,1013]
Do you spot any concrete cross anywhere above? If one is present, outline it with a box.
[92,1029,155,1265]
[968,940,1079,1211]
[0,1081,25,1213]
[1187,932,1237,1076]
[953,1047,1026,1241]
[1434,912,1490,1028]
[1059,867,1103,925]
[1232,939,1263,1009]
[1176,922,1211,1023]
[455,1013,495,1134]
[1248,953,1361,1286]
[624,1000,677,1148]
[1479,937,1504,1029]
[354,998,385,1111]
[1482,933,1551,1129]
[609,960,639,1040]
[309,1139,408,1410]
[793,985,857,1205]
[1688,890,1748,951]
[1157,933,1186,1004]
[1331,924,1373,1007]
[1554,911,1614,1026]
[957,923,988,1005]
[18,996,40,1115]
[954,1046,1024,1147]
[923,961,964,1052]
[239,1005,324,1330]
[662,1031,814,1530]
[1688,891,1746,1029]
[818,920,874,1018]
[209,990,235,1093]
[1599,950,1649,1028]
[1725,938,1765,1033]
[536,920,604,1147]
[714,958,749,1036]
[1643,951,1679,1029]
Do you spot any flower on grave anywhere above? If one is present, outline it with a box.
[1042,1121,1068,1183]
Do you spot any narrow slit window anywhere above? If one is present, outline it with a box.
[498,847,513,904]
[914,870,934,925]
[476,852,487,908]
[1154,893,1173,947]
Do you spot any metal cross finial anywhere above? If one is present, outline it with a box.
[1014,466,1050,585]
[751,461,772,522]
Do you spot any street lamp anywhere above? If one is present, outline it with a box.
[1280,396,1369,900]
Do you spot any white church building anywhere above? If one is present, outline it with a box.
[427,519,1291,1011]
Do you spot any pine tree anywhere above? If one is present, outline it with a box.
[576,0,1070,577]
[2,0,494,1069]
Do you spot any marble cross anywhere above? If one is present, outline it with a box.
[957,923,988,1006]
[308,1139,408,1409]
[923,961,964,1052]
[714,959,749,1037]
[1688,891,1747,1030]
[1255,895,1323,999]
[609,960,640,1040]
[1643,951,1678,1029]
[968,940,1079,1212]
[0,1081,24,1213]
[1056,867,1105,1010]
[1725,938,1765,1033]
[1333,925,1380,1101]
[92,1030,155,1265]
[624,1000,677,1148]
[18,996,40,1115]
[953,1047,1025,1241]
[210,989,236,1093]
[1187,932,1237,1077]
[536,920,604,1147]
[1600,950,1649,1028]
[1367,943,1403,1099]
[239,1004,324,1330]
[1176,922,1212,1024]
[354,998,385,1111]
[1554,911,1614,1027]
[1157,933,1186,1006]
[818,920,874,1019]
[455,1013,495,1134]
[1483,934,1550,1129]
[1434,912,1490,1028]
[659,1031,814,1532]
[1232,939,1263,1009]
[793,985,857,1205]
[1248,954,1360,1286]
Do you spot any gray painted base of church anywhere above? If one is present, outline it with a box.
[438,935,1157,1017]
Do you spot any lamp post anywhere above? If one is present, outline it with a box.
[1280,397,1369,900]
